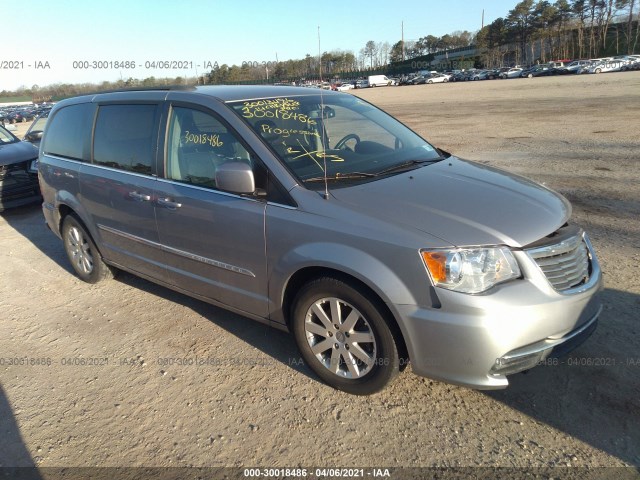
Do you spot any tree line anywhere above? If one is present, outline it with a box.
[477,0,639,67]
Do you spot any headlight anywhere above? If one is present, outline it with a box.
[421,246,521,294]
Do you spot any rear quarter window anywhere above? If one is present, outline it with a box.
[42,103,93,161]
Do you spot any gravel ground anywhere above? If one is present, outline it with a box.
[1,72,639,475]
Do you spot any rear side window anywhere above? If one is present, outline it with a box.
[42,103,93,161]
[93,104,158,175]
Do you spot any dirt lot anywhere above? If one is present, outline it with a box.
[1,73,639,474]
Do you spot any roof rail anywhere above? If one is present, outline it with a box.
[86,85,197,95]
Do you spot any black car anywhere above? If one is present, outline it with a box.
[521,66,557,78]
[0,124,41,211]
[23,112,49,148]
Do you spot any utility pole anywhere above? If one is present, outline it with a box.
[482,9,485,29]
[318,26,322,81]
[402,21,405,61]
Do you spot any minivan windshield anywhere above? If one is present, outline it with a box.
[229,94,443,188]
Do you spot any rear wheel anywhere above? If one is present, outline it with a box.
[291,277,400,395]
[62,214,114,283]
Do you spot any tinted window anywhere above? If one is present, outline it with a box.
[43,103,93,161]
[166,106,251,189]
[93,104,158,175]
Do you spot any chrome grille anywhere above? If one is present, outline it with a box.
[527,232,590,291]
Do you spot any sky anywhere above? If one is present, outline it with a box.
[3,0,520,91]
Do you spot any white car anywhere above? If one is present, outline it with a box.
[500,68,523,79]
[587,59,627,74]
[336,83,354,91]
[425,73,449,84]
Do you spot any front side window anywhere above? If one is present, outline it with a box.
[93,104,158,175]
[165,106,251,189]
[229,94,443,189]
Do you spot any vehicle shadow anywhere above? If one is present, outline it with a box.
[119,269,315,381]
[484,287,640,467]
[0,384,43,477]
[0,205,316,383]
[0,203,72,276]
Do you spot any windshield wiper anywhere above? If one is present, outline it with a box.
[303,172,377,183]
[373,158,443,176]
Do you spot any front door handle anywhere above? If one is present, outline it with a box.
[157,197,182,209]
[128,191,151,202]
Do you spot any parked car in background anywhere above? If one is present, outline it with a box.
[450,71,470,82]
[500,68,523,79]
[425,73,449,84]
[617,56,640,70]
[521,66,555,78]
[367,75,393,87]
[0,124,40,210]
[336,83,354,92]
[560,60,592,74]
[586,59,627,74]
[23,112,49,149]
[470,70,489,80]
[409,75,427,85]
[354,79,369,88]
[620,57,640,71]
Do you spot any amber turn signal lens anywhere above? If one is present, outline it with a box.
[421,251,448,283]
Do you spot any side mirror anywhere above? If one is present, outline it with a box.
[215,162,255,195]
[309,106,336,120]
[25,131,43,142]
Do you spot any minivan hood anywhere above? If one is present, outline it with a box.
[330,157,570,248]
[0,141,39,166]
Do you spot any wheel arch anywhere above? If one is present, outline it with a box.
[55,196,109,263]
[281,266,410,368]
[54,192,99,242]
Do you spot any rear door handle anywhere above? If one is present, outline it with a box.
[128,191,151,201]
[157,197,182,209]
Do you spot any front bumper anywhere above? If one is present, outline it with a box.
[392,245,603,389]
[0,171,41,211]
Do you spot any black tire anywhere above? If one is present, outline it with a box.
[62,214,114,283]
[291,276,400,395]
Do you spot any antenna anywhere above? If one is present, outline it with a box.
[318,25,329,200]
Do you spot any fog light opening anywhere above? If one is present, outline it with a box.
[490,351,546,376]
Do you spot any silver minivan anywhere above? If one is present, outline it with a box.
[39,86,602,394]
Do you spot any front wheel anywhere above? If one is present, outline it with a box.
[291,277,400,395]
[62,214,115,283]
